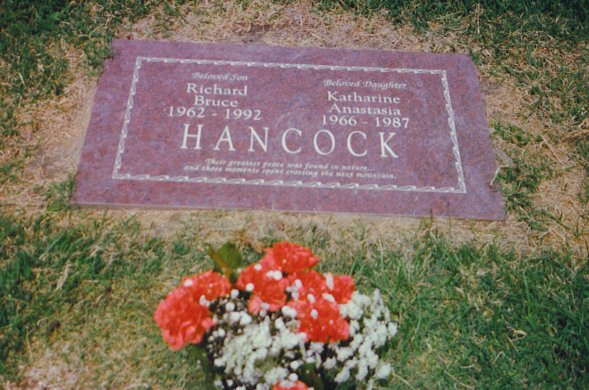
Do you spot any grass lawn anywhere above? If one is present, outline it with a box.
[1,0,588,388]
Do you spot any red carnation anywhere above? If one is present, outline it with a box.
[153,287,215,351]
[288,270,327,300]
[288,298,349,343]
[273,381,309,390]
[261,242,319,274]
[328,273,355,304]
[236,262,287,314]
[181,271,231,301]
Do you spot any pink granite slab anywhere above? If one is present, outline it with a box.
[73,39,505,219]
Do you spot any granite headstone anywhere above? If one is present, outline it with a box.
[73,39,504,219]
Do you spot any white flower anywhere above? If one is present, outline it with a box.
[309,342,324,354]
[266,270,283,280]
[334,367,350,383]
[366,350,379,369]
[389,322,398,337]
[375,363,392,379]
[322,293,336,302]
[214,320,273,384]
[340,291,370,320]
[373,323,389,347]
[204,279,396,388]
[336,347,353,361]
[325,273,334,289]
[269,326,304,356]
[356,363,368,380]
[350,334,364,349]
[264,367,288,384]
[246,283,255,292]
[229,312,241,323]
[349,319,359,336]
[239,313,252,326]
[281,305,297,318]
[275,317,285,330]
[323,357,337,369]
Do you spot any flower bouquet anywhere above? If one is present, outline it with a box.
[154,242,397,389]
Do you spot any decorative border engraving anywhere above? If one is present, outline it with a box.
[112,57,466,194]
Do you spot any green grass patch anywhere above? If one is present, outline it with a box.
[577,136,589,174]
[319,0,589,42]
[493,122,554,230]
[0,212,181,381]
[493,122,539,148]
[0,0,163,183]
[2,215,588,387]
[0,0,152,97]
[44,175,76,213]
[386,235,589,388]
[497,153,553,230]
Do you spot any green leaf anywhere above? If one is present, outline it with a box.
[297,362,325,390]
[188,345,217,390]
[208,242,243,281]
[217,242,242,269]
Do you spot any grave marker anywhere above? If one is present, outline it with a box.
[73,39,504,219]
